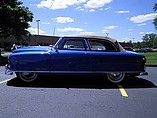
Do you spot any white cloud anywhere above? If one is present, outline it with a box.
[137,23,146,26]
[104,7,111,10]
[36,0,113,12]
[129,13,157,23]
[53,17,74,23]
[29,4,36,6]
[36,0,113,10]
[89,9,95,12]
[128,28,132,31]
[80,31,95,35]
[42,22,51,25]
[36,0,52,8]
[102,29,109,32]
[99,7,111,11]
[145,32,154,34]
[140,32,145,35]
[28,27,48,35]
[76,0,88,4]
[37,0,87,10]
[76,7,96,12]
[76,6,87,11]
[76,6,82,10]
[115,10,130,14]
[104,25,118,30]
[139,31,154,35]
[57,27,84,32]
[84,0,112,8]
[102,25,117,32]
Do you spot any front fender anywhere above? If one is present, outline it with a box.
[9,52,51,72]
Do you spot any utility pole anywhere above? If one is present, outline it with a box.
[132,38,135,43]
[106,33,109,37]
[36,20,40,35]
[53,25,56,36]
[132,38,135,48]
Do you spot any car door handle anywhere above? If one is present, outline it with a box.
[85,52,92,55]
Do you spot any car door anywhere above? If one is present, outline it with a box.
[50,38,92,73]
[88,39,120,72]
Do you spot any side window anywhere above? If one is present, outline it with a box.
[89,40,117,51]
[61,39,86,50]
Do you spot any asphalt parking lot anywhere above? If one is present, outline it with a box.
[0,66,157,118]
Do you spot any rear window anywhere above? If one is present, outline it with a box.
[89,39,117,51]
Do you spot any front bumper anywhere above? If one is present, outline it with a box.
[5,64,13,75]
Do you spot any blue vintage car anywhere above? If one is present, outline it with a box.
[5,36,148,83]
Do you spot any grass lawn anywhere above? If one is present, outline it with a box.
[140,52,157,65]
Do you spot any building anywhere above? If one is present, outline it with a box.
[0,35,59,51]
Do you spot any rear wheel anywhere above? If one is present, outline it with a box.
[16,72,38,83]
[107,72,125,83]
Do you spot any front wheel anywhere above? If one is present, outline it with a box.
[107,72,125,83]
[16,72,38,83]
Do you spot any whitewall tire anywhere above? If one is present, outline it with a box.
[17,72,38,83]
[107,72,125,83]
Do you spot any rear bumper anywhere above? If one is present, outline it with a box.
[5,64,13,75]
[139,71,148,76]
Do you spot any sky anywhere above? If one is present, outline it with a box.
[21,0,157,42]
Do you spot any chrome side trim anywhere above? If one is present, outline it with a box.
[50,71,144,74]
[6,69,148,75]
[50,71,93,74]
[13,71,50,73]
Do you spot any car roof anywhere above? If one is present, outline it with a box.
[62,35,116,43]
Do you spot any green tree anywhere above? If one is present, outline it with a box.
[142,33,157,48]
[153,3,157,30]
[0,0,33,40]
[134,42,141,49]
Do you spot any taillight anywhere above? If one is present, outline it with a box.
[143,57,146,63]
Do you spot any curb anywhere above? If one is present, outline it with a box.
[146,65,157,67]
[0,62,7,66]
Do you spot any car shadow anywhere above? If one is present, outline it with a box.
[7,75,156,89]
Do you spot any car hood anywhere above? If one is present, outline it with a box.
[12,46,52,53]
